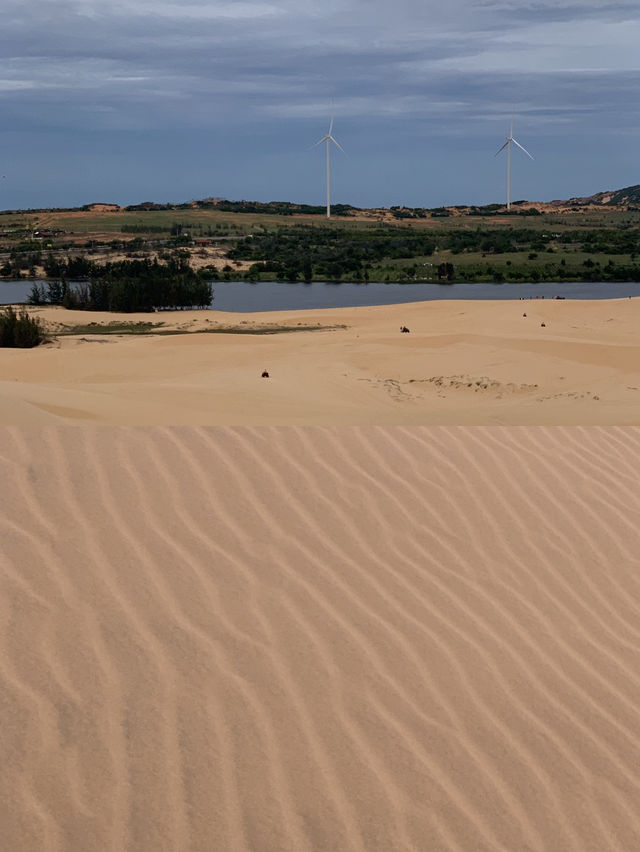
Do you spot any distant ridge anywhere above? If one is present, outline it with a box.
[124,199,357,216]
[120,186,640,218]
[550,184,640,208]
[3,185,640,218]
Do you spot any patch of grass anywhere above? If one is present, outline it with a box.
[57,321,344,337]
[185,324,345,335]
[59,321,166,335]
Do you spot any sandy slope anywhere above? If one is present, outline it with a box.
[1,426,639,851]
[1,297,639,424]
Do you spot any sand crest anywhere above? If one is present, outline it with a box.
[1,426,639,850]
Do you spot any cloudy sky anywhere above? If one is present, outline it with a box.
[1,0,639,209]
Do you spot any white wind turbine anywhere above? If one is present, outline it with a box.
[314,116,345,218]
[495,120,534,210]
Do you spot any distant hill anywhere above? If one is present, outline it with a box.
[4,186,640,219]
[164,187,640,218]
[550,184,640,209]
[124,199,358,216]
[420,185,640,217]
[85,202,121,212]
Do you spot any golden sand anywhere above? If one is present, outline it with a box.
[1,298,639,424]
[0,426,639,850]
[2,298,640,850]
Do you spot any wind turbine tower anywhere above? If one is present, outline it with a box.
[314,117,345,218]
[495,121,534,210]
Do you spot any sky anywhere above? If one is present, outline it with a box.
[1,0,639,210]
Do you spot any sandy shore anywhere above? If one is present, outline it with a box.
[1,426,639,851]
[1,297,639,424]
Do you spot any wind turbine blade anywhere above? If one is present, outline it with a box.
[495,140,509,156]
[329,116,334,135]
[312,135,329,147]
[328,135,346,154]
[512,138,534,159]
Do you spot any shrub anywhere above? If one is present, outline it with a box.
[0,306,45,348]
[28,283,47,305]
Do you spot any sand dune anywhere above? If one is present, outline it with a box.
[1,298,639,424]
[1,426,639,850]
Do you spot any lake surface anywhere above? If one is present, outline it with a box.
[209,280,640,311]
[1,279,639,311]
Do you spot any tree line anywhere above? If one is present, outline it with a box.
[28,257,213,312]
[226,223,640,283]
[228,226,438,281]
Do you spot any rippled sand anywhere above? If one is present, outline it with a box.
[1,426,639,851]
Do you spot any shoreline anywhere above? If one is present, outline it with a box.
[2,277,640,316]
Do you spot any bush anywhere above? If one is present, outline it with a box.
[0,306,45,348]
[28,283,47,305]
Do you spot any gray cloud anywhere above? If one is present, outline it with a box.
[0,0,639,206]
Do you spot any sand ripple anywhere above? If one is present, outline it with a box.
[1,426,639,851]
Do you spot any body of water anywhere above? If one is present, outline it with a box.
[1,279,638,311]
[209,280,640,311]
